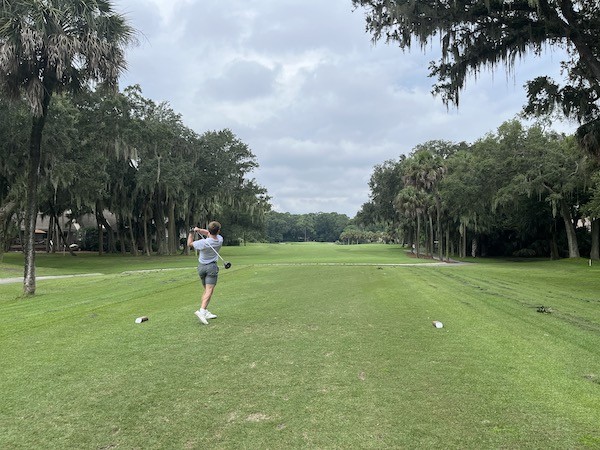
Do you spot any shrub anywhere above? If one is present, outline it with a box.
[513,248,536,257]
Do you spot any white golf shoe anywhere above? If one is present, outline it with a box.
[194,310,209,325]
[205,311,217,319]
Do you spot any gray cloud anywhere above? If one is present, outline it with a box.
[201,60,279,101]
[117,0,576,217]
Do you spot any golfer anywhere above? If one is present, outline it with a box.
[188,221,223,325]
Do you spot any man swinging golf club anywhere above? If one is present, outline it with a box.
[188,221,224,325]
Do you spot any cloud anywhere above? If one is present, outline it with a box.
[201,59,278,101]
[116,0,577,217]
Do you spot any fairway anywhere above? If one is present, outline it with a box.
[1,244,599,449]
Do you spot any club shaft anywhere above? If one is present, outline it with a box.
[200,234,226,262]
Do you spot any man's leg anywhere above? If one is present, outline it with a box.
[195,264,218,324]
[194,269,211,325]
[201,284,215,309]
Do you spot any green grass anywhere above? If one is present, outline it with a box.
[1,244,599,449]
[0,243,426,279]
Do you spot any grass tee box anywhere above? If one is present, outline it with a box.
[1,244,599,448]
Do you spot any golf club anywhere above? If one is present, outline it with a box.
[196,230,232,269]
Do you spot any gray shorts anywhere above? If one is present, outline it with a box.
[198,262,219,286]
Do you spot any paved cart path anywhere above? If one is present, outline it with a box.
[0,261,466,285]
[0,273,104,285]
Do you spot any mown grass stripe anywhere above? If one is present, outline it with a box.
[1,246,599,448]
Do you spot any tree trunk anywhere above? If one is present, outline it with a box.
[167,198,176,255]
[445,226,450,262]
[115,215,126,255]
[0,201,16,254]
[143,208,151,256]
[416,214,421,258]
[128,216,138,256]
[52,216,59,253]
[436,196,443,261]
[46,215,54,253]
[550,223,560,260]
[118,222,126,255]
[428,213,434,256]
[67,221,72,247]
[153,198,167,255]
[96,205,116,253]
[460,222,467,258]
[183,216,193,256]
[97,222,104,255]
[24,96,51,295]
[559,199,580,258]
[471,236,478,258]
[54,213,76,256]
[591,218,599,260]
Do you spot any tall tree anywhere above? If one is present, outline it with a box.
[0,0,134,294]
[37,93,84,255]
[0,98,28,253]
[394,185,427,257]
[356,157,406,241]
[493,124,587,258]
[220,179,270,245]
[72,86,139,255]
[265,212,292,242]
[402,144,448,259]
[313,212,350,242]
[296,214,316,242]
[584,172,600,259]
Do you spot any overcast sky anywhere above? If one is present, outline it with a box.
[116,0,576,218]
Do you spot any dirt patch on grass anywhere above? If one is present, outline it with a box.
[246,413,270,422]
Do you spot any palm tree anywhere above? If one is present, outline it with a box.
[403,149,447,259]
[394,186,427,257]
[0,0,134,294]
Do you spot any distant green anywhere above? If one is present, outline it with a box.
[1,244,599,449]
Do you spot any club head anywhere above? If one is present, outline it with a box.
[224,262,232,269]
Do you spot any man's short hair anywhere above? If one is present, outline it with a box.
[208,221,221,235]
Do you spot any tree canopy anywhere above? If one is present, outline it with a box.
[0,87,270,255]
[265,212,350,243]
[0,0,135,294]
[357,119,597,259]
[352,0,600,154]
